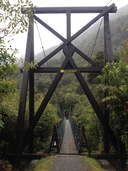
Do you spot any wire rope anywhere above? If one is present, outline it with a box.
[89,0,113,60]
[90,19,103,59]
[36,21,63,115]
[35,22,46,58]
[106,0,112,6]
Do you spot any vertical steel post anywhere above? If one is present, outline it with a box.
[29,16,34,153]
[13,14,34,168]
[67,11,71,40]
[104,13,114,153]
[104,13,114,64]
[48,124,59,153]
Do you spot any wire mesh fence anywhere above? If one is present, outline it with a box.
[57,117,66,148]
[69,116,91,154]
[49,117,66,153]
[68,116,81,151]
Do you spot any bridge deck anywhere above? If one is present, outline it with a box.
[60,119,78,154]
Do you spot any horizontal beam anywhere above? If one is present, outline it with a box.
[34,67,102,73]
[21,6,117,14]
[79,67,102,72]
[87,154,119,159]
[35,67,59,73]
[8,154,47,160]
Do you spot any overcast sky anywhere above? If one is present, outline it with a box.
[33,0,127,7]
[9,0,128,57]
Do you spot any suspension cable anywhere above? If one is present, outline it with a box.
[36,22,46,58]
[90,0,113,60]
[106,0,112,6]
[90,18,103,59]
[36,22,52,71]
[36,21,62,113]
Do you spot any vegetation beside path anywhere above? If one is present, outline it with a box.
[81,156,106,171]
[33,156,55,171]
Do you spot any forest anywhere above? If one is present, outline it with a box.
[0,1,128,169]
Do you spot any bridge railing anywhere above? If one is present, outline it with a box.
[48,117,66,153]
[69,116,91,154]
[57,117,66,148]
[68,116,81,150]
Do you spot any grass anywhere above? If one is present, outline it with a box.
[81,156,107,171]
[32,156,57,171]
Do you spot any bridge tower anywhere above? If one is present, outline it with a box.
[14,4,118,168]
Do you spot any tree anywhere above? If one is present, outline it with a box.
[0,0,35,94]
[98,38,128,166]
[87,50,120,84]
[0,50,18,132]
[0,0,34,40]
[0,0,35,131]
[87,51,104,85]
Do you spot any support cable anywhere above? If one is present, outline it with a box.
[36,22,62,114]
[86,0,112,80]
[89,0,112,61]
[36,22,46,58]
[90,19,103,59]
[36,22,52,72]
[106,0,112,6]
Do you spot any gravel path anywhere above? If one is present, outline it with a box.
[50,155,86,171]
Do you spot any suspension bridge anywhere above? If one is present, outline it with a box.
[9,3,126,170]
[23,117,116,171]
[49,116,115,171]
[49,116,90,155]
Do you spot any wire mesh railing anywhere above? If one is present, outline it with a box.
[57,117,66,148]
[48,117,66,153]
[69,116,91,154]
[69,116,81,151]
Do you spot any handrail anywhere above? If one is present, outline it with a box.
[69,116,81,128]
[48,117,66,153]
[57,116,65,128]
[69,116,91,154]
